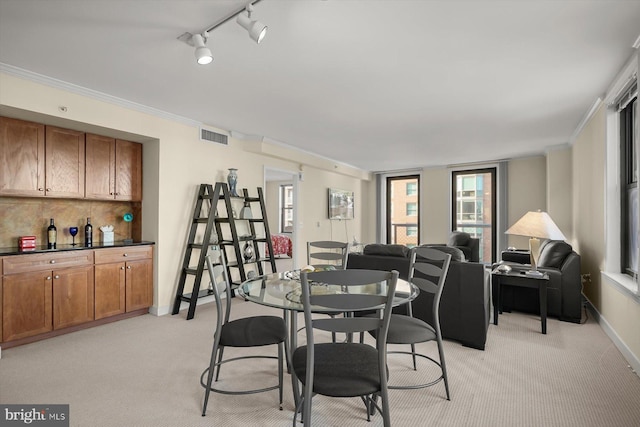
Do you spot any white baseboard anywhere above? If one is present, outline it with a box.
[586,301,640,378]
[153,295,217,317]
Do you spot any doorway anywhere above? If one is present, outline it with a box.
[264,167,300,271]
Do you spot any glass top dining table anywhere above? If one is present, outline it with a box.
[237,270,419,313]
[238,269,418,407]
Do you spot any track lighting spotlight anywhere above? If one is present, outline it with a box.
[178,1,266,65]
[236,4,267,44]
[192,33,213,65]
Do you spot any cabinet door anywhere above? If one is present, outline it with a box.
[2,271,52,341]
[125,258,152,312]
[115,139,142,201]
[0,117,45,196]
[52,265,94,330]
[94,262,126,320]
[45,126,85,198]
[85,133,115,200]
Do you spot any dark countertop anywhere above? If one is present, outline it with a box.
[0,241,155,257]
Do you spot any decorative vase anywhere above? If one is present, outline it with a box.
[243,241,254,262]
[227,168,239,197]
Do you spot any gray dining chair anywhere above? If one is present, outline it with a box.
[292,268,399,426]
[307,240,350,270]
[369,246,452,398]
[200,248,286,416]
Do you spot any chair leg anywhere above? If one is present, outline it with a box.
[410,343,417,370]
[278,342,284,410]
[436,335,451,400]
[214,346,225,381]
[202,340,220,416]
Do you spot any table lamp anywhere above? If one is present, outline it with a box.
[505,210,566,277]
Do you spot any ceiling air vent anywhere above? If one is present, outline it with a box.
[200,126,228,145]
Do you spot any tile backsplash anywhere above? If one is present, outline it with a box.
[0,197,142,248]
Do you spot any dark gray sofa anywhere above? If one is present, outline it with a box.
[347,244,490,350]
[497,240,582,323]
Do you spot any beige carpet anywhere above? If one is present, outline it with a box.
[1,300,639,427]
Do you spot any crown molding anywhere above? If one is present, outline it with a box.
[568,97,603,145]
[0,62,201,127]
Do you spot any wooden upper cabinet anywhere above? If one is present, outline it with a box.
[0,117,46,196]
[85,133,116,199]
[45,126,85,198]
[85,135,142,201]
[115,139,142,201]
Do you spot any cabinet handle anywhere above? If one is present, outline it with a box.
[38,188,44,191]
[120,266,125,270]
[46,188,51,191]
[46,276,51,280]
[50,260,56,264]
[115,192,120,195]
[123,253,128,257]
[127,265,131,269]
[54,275,60,279]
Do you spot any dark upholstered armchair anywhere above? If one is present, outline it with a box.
[447,231,480,262]
[498,240,582,323]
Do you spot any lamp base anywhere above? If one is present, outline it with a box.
[525,270,545,278]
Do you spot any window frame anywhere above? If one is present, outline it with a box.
[621,96,637,276]
[279,184,293,233]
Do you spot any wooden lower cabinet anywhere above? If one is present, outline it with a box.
[94,262,126,320]
[52,265,94,330]
[125,258,153,312]
[1,245,153,347]
[94,245,153,314]
[3,270,53,341]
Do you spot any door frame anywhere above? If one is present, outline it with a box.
[263,166,300,268]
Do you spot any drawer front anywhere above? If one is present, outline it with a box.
[3,251,94,275]
[94,246,152,264]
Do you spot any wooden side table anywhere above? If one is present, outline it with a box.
[491,268,550,334]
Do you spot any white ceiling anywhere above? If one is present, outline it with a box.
[1,0,639,172]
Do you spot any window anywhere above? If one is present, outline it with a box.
[279,184,293,233]
[385,175,420,247]
[621,95,638,276]
[452,168,496,264]
[406,182,417,196]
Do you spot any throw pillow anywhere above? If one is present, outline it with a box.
[363,244,409,257]
[538,240,572,268]
[448,231,471,247]
[420,245,465,262]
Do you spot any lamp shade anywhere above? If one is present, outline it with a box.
[505,211,566,240]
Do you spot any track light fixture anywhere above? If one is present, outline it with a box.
[236,4,267,44]
[192,33,213,65]
[178,0,267,65]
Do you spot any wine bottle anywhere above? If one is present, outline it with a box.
[85,217,93,247]
[47,218,57,249]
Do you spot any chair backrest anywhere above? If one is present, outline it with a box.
[408,246,452,330]
[307,241,350,269]
[299,268,398,369]
[205,248,233,329]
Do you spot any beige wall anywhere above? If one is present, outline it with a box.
[546,147,573,243]
[506,156,547,249]
[421,167,450,245]
[0,72,370,313]
[572,102,640,363]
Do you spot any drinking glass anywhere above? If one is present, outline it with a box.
[69,226,79,246]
